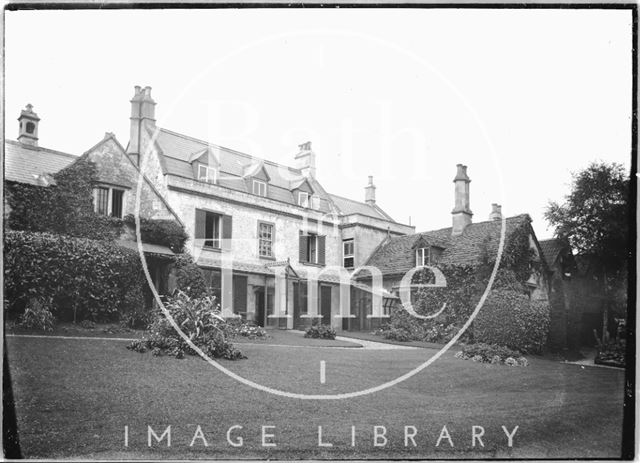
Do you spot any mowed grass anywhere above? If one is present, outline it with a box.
[6,335,625,459]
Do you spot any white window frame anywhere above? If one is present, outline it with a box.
[416,247,430,267]
[298,191,309,208]
[93,186,125,218]
[198,164,218,184]
[204,212,222,249]
[253,179,267,197]
[343,239,355,268]
[258,221,274,258]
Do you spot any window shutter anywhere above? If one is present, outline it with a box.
[222,214,233,250]
[233,275,248,313]
[299,234,309,263]
[195,209,206,240]
[317,235,326,266]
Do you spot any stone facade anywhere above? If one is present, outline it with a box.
[127,86,414,330]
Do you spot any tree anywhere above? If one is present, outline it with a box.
[545,161,629,313]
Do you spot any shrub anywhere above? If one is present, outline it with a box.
[127,291,246,360]
[595,340,625,368]
[18,297,55,331]
[4,230,146,323]
[123,215,188,253]
[227,319,268,339]
[173,253,209,299]
[304,323,336,340]
[455,342,529,367]
[473,289,550,354]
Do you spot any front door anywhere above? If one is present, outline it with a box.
[320,285,332,326]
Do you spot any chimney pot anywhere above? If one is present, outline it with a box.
[294,141,316,177]
[365,175,376,205]
[451,164,472,236]
[489,203,502,221]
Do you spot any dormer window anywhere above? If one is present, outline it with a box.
[26,122,35,134]
[298,191,309,208]
[416,246,443,267]
[253,180,267,197]
[198,164,218,184]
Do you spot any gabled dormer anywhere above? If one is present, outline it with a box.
[411,235,445,267]
[290,177,315,208]
[242,160,271,198]
[189,147,220,184]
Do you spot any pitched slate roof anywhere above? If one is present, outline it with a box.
[4,140,77,185]
[538,239,567,266]
[151,127,393,221]
[360,215,532,277]
[329,193,395,221]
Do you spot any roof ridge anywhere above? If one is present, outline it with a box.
[5,139,78,159]
[157,127,303,173]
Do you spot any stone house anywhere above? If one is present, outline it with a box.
[4,104,183,302]
[123,86,415,330]
[356,164,551,324]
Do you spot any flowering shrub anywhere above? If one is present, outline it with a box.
[226,319,269,339]
[17,297,55,331]
[454,343,529,367]
[304,323,336,340]
[127,291,246,360]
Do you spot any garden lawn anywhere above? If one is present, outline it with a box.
[6,335,625,459]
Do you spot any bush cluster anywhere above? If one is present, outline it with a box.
[304,323,336,340]
[127,291,246,360]
[174,254,209,299]
[4,230,146,323]
[473,289,550,354]
[455,343,529,367]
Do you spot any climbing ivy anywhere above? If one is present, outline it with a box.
[6,159,123,241]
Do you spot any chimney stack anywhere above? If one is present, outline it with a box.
[294,141,316,177]
[451,164,472,236]
[489,203,502,221]
[365,175,376,205]
[18,104,40,147]
[127,85,156,166]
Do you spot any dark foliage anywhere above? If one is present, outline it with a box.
[4,230,146,323]
[122,214,187,253]
[304,323,337,340]
[173,253,209,299]
[6,160,123,241]
[473,289,550,354]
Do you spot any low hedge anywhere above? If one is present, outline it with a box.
[4,230,146,322]
[473,289,550,354]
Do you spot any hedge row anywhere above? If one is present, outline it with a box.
[473,289,550,354]
[4,230,146,322]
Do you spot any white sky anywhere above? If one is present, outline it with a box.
[5,8,633,238]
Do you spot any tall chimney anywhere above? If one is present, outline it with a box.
[294,141,316,177]
[17,104,40,147]
[489,203,502,221]
[365,175,376,205]
[127,85,156,166]
[451,164,472,236]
